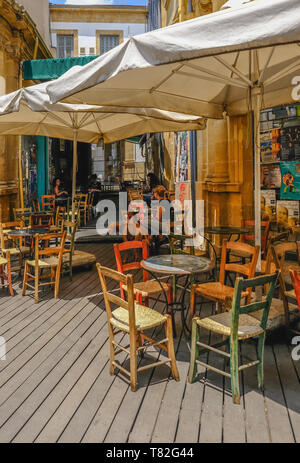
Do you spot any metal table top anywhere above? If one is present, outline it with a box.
[141,254,213,275]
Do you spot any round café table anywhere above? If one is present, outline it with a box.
[7,228,56,259]
[141,254,214,336]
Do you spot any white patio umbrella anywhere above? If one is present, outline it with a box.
[0,82,206,218]
[47,0,300,264]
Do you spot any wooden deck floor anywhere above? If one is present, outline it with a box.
[0,241,299,443]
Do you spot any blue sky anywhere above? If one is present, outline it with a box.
[50,1,147,5]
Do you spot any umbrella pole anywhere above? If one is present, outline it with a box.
[253,89,262,272]
[72,130,78,222]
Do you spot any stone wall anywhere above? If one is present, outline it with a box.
[0,0,52,222]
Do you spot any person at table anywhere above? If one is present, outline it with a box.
[144,172,158,194]
[53,178,68,197]
[143,172,159,205]
[88,174,101,191]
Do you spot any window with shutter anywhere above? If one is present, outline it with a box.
[99,35,119,55]
[57,35,74,58]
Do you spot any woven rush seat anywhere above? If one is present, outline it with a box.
[122,280,171,297]
[2,246,30,255]
[194,281,248,301]
[27,256,60,268]
[250,297,300,330]
[281,262,300,285]
[0,256,7,265]
[284,288,296,300]
[111,303,167,332]
[196,311,264,339]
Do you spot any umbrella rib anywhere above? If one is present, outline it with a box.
[176,68,247,89]
[77,112,93,128]
[81,112,112,129]
[264,56,300,87]
[150,63,185,93]
[185,62,248,89]
[213,56,253,87]
[257,47,275,85]
[154,89,223,112]
[46,111,74,129]
[91,112,104,136]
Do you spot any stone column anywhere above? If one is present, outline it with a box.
[208,118,229,183]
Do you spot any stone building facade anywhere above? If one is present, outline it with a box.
[0,0,52,222]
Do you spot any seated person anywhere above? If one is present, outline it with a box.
[53,178,68,197]
[144,172,159,194]
[88,174,101,191]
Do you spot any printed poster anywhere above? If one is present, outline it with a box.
[261,164,281,189]
[277,200,299,228]
[272,126,300,161]
[261,190,276,221]
[280,161,300,200]
[174,132,189,183]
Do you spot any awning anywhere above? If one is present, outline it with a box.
[23,56,99,81]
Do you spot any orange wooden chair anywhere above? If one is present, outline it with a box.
[41,195,55,211]
[190,239,260,316]
[114,240,173,308]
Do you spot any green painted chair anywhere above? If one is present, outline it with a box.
[188,271,279,404]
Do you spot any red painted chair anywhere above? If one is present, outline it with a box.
[114,240,173,308]
[243,220,271,259]
[289,268,300,312]
[41,195,55,211]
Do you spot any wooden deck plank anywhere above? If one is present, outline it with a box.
[58,338,129,443]
[263,344,295,443]
[0,241,298,443]
[241,342,270,443]
[222,347,246,443]
[174,318,210,444]
[0,276,105,408]
[1,309,105,442]
[272,342,300,443]
[198,329,224,443]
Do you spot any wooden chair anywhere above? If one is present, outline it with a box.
[41,195,55,211]
[271,242,300,327]
[231,221,270,262]
[32,198,40,212]
[114,240,173,308]
[188,272,278,404]
[87,191,95,221]
[22,231,66,303]
[50,207,65,232]
[96,264,179,391]
[13,208,31,227]
[128,189,143,202]
[190,240,260,316]
[0,222,30,272]
[0,251,13,296]
[78,193,88,226]
[62,221,78,280]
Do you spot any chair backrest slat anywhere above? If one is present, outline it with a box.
[231,272,279,336]
[114,240,148,281]
[97,264,136,330]
[220,240,260,284]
